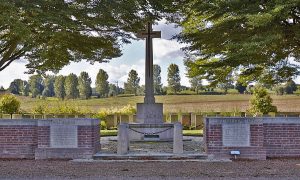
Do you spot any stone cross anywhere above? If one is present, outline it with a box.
[137,22,161,104]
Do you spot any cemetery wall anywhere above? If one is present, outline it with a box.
[205,117,300,160]
[0,119,100,159]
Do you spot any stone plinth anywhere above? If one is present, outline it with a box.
[136,103,163,124]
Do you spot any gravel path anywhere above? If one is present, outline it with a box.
[0,159,300,179]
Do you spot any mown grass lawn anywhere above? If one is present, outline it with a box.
[101,129,203,137]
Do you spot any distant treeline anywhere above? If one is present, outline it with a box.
[2,64,300,99]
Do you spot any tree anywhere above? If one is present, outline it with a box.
[189,76,202,94]
[285,80,297,94]
[217,73,234,94]
[8,81,19,95]
[54,75,66,99]
[125,70,140,95]
[153,64,163,95]
[167,64,181,94]
[64,73,79,99]
[108,84,118,97]
[180,1,300,85]
[29,75,44,98]
[248,86,277,116]
[8,79,25,95]
[0,1,182,72]
[78,72,92,99]
[23,83,29,96]
[95,69,109,98]
[275,85,285,95]
[0,94,20,116]
[42,75,55,97]
[235,81,247,94]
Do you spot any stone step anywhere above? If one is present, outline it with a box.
[93,152,208,161]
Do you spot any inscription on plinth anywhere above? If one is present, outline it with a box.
[222,123,250,147]
[50,125,78,148]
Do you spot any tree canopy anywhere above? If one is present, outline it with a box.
[0,0,182,72]
[180,1,300,85]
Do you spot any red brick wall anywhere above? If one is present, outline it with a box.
[0,119,100,159]
[264,124,300,157]
[0,125,37,159]
[37,126,50,148]
[205,118,300,160]
[205,119,266,160]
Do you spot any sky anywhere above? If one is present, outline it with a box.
[0,22,190,89]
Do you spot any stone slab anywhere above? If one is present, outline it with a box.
[50,125,78,148]
[222,123,250,147]
[136,103,163,124]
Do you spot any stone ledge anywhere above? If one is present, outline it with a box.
[37,119,100,126]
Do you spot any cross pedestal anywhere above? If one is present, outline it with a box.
[136,22,163,124]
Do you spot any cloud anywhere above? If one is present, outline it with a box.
[154,20,182,40]
[0,61,29,88]
[153,39,185,63]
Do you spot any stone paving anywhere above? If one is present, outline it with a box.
[100,136,204,154]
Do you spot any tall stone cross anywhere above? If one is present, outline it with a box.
[137,22,161,104]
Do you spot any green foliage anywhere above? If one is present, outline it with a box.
[167,64,181,94]
[29,75,44,98]
[235,81,247,94]
[248,86,277,116]
[153,64,163,95]
[275,85,285,95]
[100,121,107,130]
[0,94,20,114]
[78,72,92,99]
[190,76,202,94]
[95,69,109,98]
[23,83,29,96]
[108,84,118,97]
[285,80,297,94]
[180,1,300,85]
[31,102,91,115]
[54,75,66,99]
[124,70,140,95]
[8,79,24,95]
[32,104,47,115]
[42,75,55,97]
[94,104,136,122]
[64,73,79,99]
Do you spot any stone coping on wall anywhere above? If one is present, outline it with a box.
[37,118,99,126]
[0,118,99,126]
[206,117,300,124]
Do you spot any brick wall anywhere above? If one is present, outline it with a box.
[0,120,37,159]
[0,119,100,159]
[205,117,300,160]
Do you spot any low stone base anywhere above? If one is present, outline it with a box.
[35,148,96,160]
[136,103,163,124]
